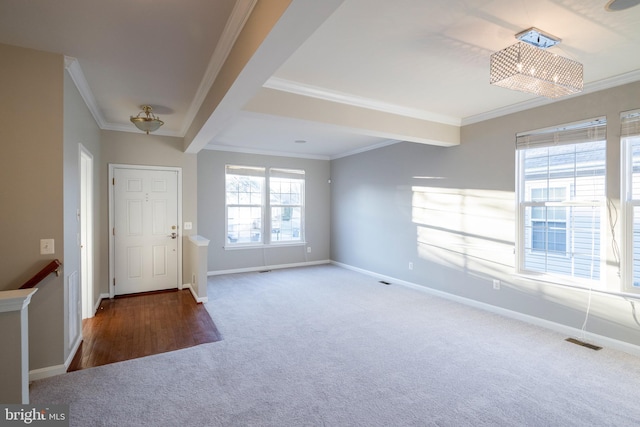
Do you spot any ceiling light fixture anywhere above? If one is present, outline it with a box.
[605,0,640,11]
[490,27,583,99]
[130,105,164,134]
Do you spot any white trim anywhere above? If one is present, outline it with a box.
[264,77,461,126]
[108,164,183,298]
[101,122,182,138]
[0,289,37,313]
[332,261,640,358]
[181,0,258,136]
[330,139,400,159]
[205,139,402,161]
[63,2,256,137]
[204,143,331,160]
[66,333,82,369]
[224,242,307,251]
[95,293,109,315]
[64,57,104,128]
[184,283,208,303]
[208,259,330,276]
[189,235,210,247]
[79,144,94,320]
[29,364,67,382]
[620,134,640,294]
[463,69,640,126]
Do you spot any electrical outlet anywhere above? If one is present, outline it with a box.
[408,262,413,270]
[492,279,500,290]
[307,247,311,253]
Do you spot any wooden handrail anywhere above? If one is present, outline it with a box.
[19,259,62,289]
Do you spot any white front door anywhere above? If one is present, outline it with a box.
[112,166,180,296]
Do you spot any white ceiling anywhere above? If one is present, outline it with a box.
[2,0,640,159]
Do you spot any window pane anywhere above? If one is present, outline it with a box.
[632,207,640,287]
[225,168,264,245]
[270,177,303,205]
[520,138,604,281]
[226,174,263,205]
[271,206,301,242]
[227,206,262,244]
[631,139,640,199]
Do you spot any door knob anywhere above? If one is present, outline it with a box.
[168,232,177,239]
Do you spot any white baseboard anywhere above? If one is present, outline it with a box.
[93,293,109,315]
[332,261,640,358]
[208,259,330,276]
[29,364,66,382]
[66,334,82,367]
[184,283,208,303]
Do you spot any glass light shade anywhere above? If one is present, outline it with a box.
[490,42,583,98]
[130,105,164,134]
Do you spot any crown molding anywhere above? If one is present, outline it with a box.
[101,122,183,138]
[180,0,258,136]
[64,56,106,128]
[264,77,461,126]
[462,69,640,126]
[64,1,257,137]
[204,143,331,161]
[204,138,401,161]
[330,139,400,160]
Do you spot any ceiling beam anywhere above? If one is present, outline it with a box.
[183,0,346,153]
[244,88,461,147]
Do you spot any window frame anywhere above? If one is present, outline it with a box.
[269,168,305,244]
[224,165,306,249]
[515,117,607,288]
[620,109,640,294]
[224,165,266,247]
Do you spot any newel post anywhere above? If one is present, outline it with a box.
[0,288,38,404]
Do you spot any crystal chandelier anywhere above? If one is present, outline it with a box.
[490,28,583,98]
[130,105,164,134]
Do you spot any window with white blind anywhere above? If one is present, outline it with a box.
[516,117,606,285]
[225,165,305,247]
[621,110,640,292]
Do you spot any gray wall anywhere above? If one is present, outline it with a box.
[331,81,640,347]
[198,150,330,272]
[63,71,101,360]
[100,130,198,291]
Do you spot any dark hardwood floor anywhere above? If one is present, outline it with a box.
[68,289,222,372]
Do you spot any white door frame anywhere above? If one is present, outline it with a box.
[108,164,183,298]
[79,144,94,319]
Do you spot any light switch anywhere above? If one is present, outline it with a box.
[40,239,55,255]
[184,222,193,230]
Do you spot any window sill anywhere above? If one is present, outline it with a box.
[224,242,307,251]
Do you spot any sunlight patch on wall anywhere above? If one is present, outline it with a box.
[412,186,515,280]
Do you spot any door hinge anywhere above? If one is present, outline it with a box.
[112,177,115,185]
[112,227,115,236]
[113,278,116,287]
